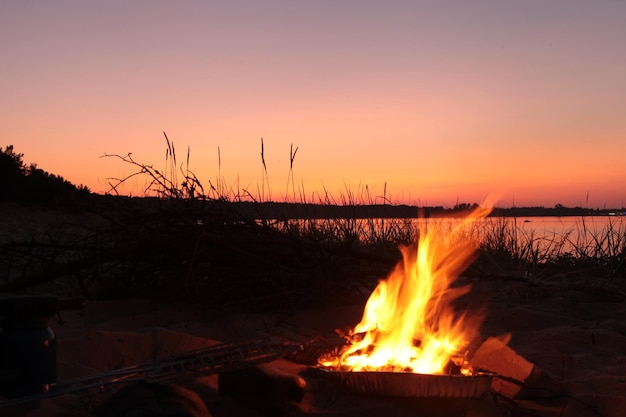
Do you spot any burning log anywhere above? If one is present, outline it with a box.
[314,206,543,402]
[318,207,493,376]
[317,207,493,386]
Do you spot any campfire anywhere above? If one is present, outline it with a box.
[318,206,495,396]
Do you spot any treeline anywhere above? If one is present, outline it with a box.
[491,205,619,217]
[0,145,90,204]
[2,144,621,216]
[103,197,621,220]
[242,202,621,219]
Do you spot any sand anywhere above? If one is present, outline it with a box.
[1,273,625,417]
[1,201,624,416]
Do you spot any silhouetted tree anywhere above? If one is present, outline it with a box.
[0,145,27,200]
[0,145,90,203]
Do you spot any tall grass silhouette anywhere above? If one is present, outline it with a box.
[1,134,622,309]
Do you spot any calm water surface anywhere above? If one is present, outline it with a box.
[420,216,624,256]
[290,215,625,257]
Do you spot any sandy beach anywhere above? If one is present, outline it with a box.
[1,271,624,417]
[1,200,625,416]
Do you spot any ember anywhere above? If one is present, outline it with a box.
[319,206,491,376]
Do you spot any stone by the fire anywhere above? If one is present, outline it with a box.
[218,359,307,415]
[93,381,211,417]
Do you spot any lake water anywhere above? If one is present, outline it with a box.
[287,215,625,258]
[478,216,625,257]
[507,215,623,234]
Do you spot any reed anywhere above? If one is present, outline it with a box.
[3,135,622,310]
[101,134,625,281]
[475,215,625,281]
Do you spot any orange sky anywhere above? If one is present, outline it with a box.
[2,1,625,208]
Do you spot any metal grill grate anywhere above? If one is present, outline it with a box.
[1,339,304,408]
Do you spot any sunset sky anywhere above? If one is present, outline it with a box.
[2,1,625,208]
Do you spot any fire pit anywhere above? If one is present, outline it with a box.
[317,207,497,399]
[319,369,493,399]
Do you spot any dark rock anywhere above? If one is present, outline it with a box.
[93,381,211,417]
[218,361,306,416]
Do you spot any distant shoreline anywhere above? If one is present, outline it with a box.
[233,201,624,219]
[80,194,625,220]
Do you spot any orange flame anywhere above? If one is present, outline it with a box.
[320,206,491,375]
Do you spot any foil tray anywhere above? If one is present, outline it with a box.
[319,369,493,399]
